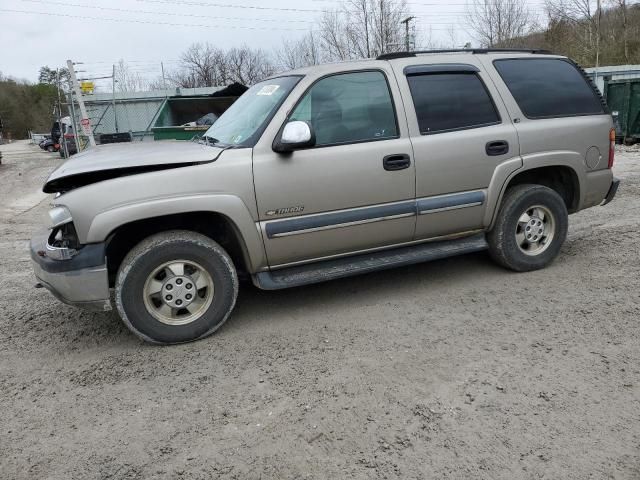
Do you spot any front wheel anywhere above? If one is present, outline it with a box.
[487,184,568,272]
[115,230,238,344]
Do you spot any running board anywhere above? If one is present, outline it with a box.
[254,233,488,290]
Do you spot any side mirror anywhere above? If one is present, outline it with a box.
[273,120,315,153]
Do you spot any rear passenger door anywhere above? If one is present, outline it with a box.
[393,58,521,240]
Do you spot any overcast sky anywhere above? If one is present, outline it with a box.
[0,0,549,84]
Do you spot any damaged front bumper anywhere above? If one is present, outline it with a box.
[30,232,112,312]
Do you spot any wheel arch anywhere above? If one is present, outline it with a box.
[90,195,266,286]
[487,163,581,230]
[104,211,255,288]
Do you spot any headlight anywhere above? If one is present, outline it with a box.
[48,206,73,228]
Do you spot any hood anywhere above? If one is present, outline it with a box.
[43,141,224,194]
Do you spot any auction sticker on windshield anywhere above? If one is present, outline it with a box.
[257,85,280,96]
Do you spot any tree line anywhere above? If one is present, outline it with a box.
[162,0,639,89]
[0,71,64,141]
[473,0,640,67]
[1,0,638,139]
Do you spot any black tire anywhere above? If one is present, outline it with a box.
[115,230,238,344]
[487,184,568,272]
[46,145,54,152]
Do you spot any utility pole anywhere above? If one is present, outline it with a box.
[67,59,96,147]
[595,0,602,84]
[380,0,384,51]
[55,69,69,159]
[401,16,415,52]
[161,61,168,93]
[65,76,81,153]
[112,64,119,133]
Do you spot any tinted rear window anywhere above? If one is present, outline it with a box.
[407,73,500,134]
[493,58,604,119]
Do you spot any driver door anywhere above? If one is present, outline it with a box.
[252,68,416,267]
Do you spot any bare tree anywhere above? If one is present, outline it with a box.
[168,43,275,88]
[177,43,224,87]
[277,32,322,70]
[319,0,408,61]
[147,76,170,91]
[466,0,534,47]
[165,70,197,89]
[320,10,353,61]
[610,0,629,62]
[226,47,275,85]
[276,0,407,67]
[545,0,599,64]
[345,0,373,58]
[546,0,596,25]
[370,0,407,55]
[115,60,149,92]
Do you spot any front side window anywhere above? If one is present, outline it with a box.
[493,58,605,119]
[203,75,301,147]
[407,73,500,134]
[289,71,398,146]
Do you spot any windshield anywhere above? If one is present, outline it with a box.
[203,76,301,147]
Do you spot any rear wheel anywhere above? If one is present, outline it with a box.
[115,230,238,344]
[46,145,54,152]
[487,184,568,272]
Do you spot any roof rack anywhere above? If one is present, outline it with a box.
[377,48,553,60]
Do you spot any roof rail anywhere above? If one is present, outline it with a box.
[377,48,553,60]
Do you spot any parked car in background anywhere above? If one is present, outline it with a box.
[41,138,59,153]
[31,49,619,344]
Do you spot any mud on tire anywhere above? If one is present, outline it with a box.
[115,230,238,344]
[487,184,569,272]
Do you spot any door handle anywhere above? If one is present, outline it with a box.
[486,140,509,156]
[383,154,411,171]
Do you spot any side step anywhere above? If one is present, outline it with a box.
[254,233,488,290]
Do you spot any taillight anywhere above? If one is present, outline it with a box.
[608,128,615,169]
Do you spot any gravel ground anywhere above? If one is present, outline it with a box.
[1,140,639,479]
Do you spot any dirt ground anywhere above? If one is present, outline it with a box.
[0,139,638,479]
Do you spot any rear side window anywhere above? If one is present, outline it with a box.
[493,58,604,119]
[406,73,500,134]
